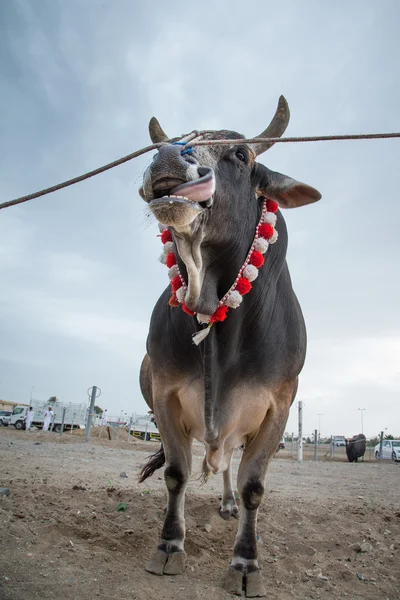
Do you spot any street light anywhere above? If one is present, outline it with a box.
[358,408,366,434]
[317,413,323,437]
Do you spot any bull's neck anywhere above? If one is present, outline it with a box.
[174,201,287,317]
[174,215,258,315]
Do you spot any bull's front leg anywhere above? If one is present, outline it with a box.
[224,471,267,597]
[223,393,292,598]
[146,417,192,576]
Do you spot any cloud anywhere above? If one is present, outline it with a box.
[285,335,400,437]
[0,0,399,432]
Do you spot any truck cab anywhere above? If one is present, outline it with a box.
[10,406,28,429]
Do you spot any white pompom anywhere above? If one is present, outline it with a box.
[168,265,179,280]
[225,290,243,309]
[254,238,269,254]
[159,252,166,264]
[176,287,186,303]
[163,241,174,255]
[243,264,259,282]
[264,212,277,226]
[269,229,278,244]
[197,313,211,324]
[158,223,168,232]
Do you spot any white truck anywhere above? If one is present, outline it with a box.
[129,415,161,441]
[10,401,87,432]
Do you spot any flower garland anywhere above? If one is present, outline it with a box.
[158,197,279,344]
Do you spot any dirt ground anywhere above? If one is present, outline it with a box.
[0,427,399,600]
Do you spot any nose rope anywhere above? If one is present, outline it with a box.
[171,130,207,156]
[172,141,194,156]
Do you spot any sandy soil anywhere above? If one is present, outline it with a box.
[0,427,399,600]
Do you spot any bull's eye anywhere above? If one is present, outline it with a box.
[236,149,247,163]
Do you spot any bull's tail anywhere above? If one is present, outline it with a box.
[138,444,165,483]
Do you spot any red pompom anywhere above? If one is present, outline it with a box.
[166,252,176,268]
[249,251,264,268]
[182,303,195,316]
[161,229,172,244]
[266,199,278,213]
[236,277,252,295]
[169,293,179,307]
[259,223,274,240]
[171,276,182,292]
[210,305,229,323]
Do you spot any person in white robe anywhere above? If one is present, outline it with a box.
[25,407,34,431]
[42,407,54,431]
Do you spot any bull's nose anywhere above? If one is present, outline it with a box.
[149,143,197,191]
[154,143,196,167]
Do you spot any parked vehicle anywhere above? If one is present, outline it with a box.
[374,440,400,461]
[10,401,87,432]
[278,437,285,449]
[332,435,346,447]
[129,415,161,441]
[0,410,12,426]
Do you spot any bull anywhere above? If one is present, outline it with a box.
[138,96,321,597]
[345,433,366,463]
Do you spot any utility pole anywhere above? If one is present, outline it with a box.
[378,430,384,461]
[85,386,101,443]
[298,401,303,463]
[358,408,366,434]
[314,429,318,461]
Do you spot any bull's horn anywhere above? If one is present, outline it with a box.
[253,95,290,156]
[149,117,169,143]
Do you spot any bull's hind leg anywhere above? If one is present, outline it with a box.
[145,396,192,577]
[223,385,294,597]
[220,454,239,520]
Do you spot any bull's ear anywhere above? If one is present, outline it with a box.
[253,163,321,208]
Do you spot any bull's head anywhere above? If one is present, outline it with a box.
[140,97,321,315]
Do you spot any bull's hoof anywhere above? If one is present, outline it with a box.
[219,505,239,520]
[222,566,243,596]
[145,549,186,576]
[145,549,168,575]
[245,569,267,598]
[163,551,186,575]
[219,498,239,520]
[222,567,267,598]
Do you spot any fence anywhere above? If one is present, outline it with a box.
[281,432,381,462]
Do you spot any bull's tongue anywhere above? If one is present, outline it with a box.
[170,167,215,202]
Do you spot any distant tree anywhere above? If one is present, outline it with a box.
[94,406,103,415]
[48,396,58,404]
[385,434,395,440]
[367,436,380,447]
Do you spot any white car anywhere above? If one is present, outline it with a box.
[0,410,12,426]
[374,440,400,461]
[332,436,346,447]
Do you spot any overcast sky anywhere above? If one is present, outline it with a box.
[0,0,399,438]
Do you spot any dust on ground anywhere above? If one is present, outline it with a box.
[0,427,399,600]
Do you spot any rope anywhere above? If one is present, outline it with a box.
[1,131,399,212]
[190,131,400,147]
